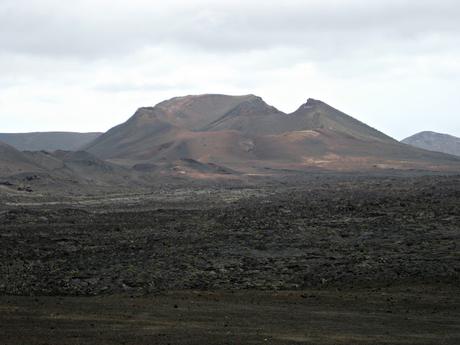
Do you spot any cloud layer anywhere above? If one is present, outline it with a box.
[1,0,459,139]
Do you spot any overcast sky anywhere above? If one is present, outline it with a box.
[0,0,459,139]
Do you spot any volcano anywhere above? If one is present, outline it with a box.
[85,94,460,173]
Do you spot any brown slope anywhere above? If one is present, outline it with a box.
[201,96,287,135]
[85,94,270,160]
[84,110,178,160]
[255,128,460,171]
[203,98,397,141]
[285,99,396,143]
[85,94,460,173]
[155,94,260,130]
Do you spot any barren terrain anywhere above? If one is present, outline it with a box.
[1,174,459,344]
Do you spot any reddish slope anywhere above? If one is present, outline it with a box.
[85,94,460,173]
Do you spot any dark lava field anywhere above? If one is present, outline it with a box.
[1,174,459,344]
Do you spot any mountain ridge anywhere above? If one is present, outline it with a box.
[2,94,460,189]
[0,132,102,151]
[84,94,460,173]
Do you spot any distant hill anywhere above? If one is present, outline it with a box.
[0,139,138,192]
[0,141,44,176]
[402,131,460,157]
[0,132,101,151]
[85,94,460,173]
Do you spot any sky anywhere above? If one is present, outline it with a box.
[0,0,459,140]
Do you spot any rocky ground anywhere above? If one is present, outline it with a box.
[0,174,459,344]
[1,174,459,295]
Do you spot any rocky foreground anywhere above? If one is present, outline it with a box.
[1,174,459,295]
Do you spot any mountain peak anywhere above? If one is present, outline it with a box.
[411,131,454,138]
[290,98,395,143]
[140,94,273,131]
[306,98,322,105]
[157,93,257,108]
[296,98,324,111]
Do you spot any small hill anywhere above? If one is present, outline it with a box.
[402,131,460,157]
[0,141,44,176]
[0,132,102,151]
[287,99,395,143]
[0,140,139,192]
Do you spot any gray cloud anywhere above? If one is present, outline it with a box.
[1,0,459,59]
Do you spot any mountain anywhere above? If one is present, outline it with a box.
[402,131,460,157]
[0,132,102,151]
[2,95,460,193]
[85,94,460,173]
